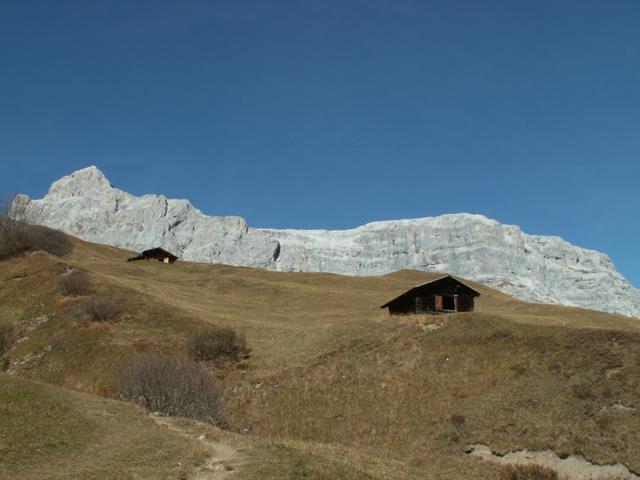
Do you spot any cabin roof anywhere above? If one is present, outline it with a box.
[127,247,178,262]
[380,274,480,309]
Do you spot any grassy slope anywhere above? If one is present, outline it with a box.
[0,374,207,479]
[230,314,640,478]
[1,237,639,479]
[1,374,389,480]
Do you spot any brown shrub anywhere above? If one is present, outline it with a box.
[0,322,16,354]
[59,270,93,296]
[500,464,561,480]
[0,218,71,259]
[185,327,249,362]
[450,414,466,429]
[572,383,596,400]
[115,353,222,425]
[20,223,71,257]
[76,296,122,322]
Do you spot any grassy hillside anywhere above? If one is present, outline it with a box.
[229,314,640,477]
[1,236,639,479]
[1,374,409,480]
[0,374,207,479]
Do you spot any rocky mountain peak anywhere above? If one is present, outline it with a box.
[11,167,640,318]
[46,165,113,199]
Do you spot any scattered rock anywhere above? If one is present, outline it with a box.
[422,321,444,332]
[437,355,450,367]
[7,271,26,281]
[25,314,51,332]
[8,345,52,373]
[601,402,636,414]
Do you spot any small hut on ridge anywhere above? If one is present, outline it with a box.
[127,247,178,264]
[381,275,480,315]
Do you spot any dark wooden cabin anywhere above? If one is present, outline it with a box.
[127,247,178,264]
[381,275,480,315]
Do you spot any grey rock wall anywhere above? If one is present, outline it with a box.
[12,166,640,318]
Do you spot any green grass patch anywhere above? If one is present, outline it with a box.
[0,374,95,470]
[0,374,206,479]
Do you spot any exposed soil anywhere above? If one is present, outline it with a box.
[464,444,640,480]
[150,415,245,479]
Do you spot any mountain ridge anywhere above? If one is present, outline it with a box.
[11,166,640,318]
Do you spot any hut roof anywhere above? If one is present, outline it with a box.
[127,247,178,262]
[380,275,480,309]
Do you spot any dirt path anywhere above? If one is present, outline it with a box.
[150,415,245,479]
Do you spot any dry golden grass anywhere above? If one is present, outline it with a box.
[0,373,207,479]
[227,314,640,476]
[1,236,639,479]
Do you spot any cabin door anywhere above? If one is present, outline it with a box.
[442,295,456,311]
[435,295,443,311]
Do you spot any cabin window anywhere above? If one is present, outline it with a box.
[442,295,456,311]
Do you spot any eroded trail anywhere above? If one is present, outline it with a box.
[150,415,246,480]
[465,444,640,480]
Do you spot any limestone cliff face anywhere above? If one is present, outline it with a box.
[12,166,640,318]
[12,167,279,268]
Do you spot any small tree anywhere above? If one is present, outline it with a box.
[0,194,16,219]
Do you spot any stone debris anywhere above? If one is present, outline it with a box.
[600,402,636,414]
[8,345,52,373]
[25,315,51,332]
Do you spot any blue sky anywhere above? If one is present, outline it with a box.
[1,1,639,286]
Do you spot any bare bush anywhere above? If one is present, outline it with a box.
[76,296,122,322]
[20,223,72,257]
[0,217,23,259]
[0,195,13,218]
[501,464,562,480]
[59,270,93,296]
[0,322,16,354]
[185,327,249,362]
[115,353,222,425]
[0,197,71,259]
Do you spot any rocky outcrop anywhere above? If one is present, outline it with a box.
[12,167,279,268]
[12,166,640,318]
